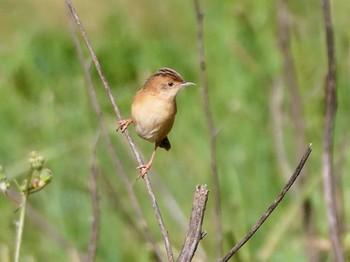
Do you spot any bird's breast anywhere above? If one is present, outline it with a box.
[131,92,176,143]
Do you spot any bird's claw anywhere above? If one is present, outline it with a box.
[136,164,151,179]
[117,119,132,133]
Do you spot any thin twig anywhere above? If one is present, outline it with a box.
[67,11,165,262]
[320,0,344,260]
[66,1,173,260]
[258,173,322,261]
[178,185,209,262]
[220,144,312,262]
[87,136,100,262]
[193,0,222,257]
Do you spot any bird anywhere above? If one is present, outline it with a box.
[117,68,195,178]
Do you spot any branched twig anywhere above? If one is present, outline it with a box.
[220,144,312,262]
[320,0,344,260]
[87,136,100,262]
[67,9,165,261]
[178,185,209,262]
[193,0,222,257]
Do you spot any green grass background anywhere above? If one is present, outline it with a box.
[1,0,349,261]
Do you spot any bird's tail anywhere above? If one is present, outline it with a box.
[159,136,171,151]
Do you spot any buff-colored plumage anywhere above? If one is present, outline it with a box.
[117,68,195,178]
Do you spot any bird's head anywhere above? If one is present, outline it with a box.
[143,68,195,99]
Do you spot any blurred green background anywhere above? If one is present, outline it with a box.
[1,0,349,261]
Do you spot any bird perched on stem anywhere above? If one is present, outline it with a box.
[117,68,195,179]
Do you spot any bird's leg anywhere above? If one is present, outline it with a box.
[136,145,158,179]
[117,119,133,133]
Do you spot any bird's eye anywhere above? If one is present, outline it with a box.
[167,81,174,87]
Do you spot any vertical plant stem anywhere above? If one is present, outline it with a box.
[14,170,34,262]
[178,185,209,262]
[193,0,222,257]
[14,194,27,262]
[66,1,172,260]
[320,0,344,261]
[68,15,165,262]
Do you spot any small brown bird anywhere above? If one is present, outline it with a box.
[117,68,195,178]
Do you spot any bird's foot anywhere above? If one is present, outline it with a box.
[116,119,132,133]
[136,163,152,179]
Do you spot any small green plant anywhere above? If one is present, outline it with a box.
[0,151,53,262]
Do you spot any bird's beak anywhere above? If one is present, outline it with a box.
[179,82,196,88]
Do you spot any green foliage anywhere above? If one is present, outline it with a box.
[1,0,349,261]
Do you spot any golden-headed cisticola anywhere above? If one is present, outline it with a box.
[117,68,195,178]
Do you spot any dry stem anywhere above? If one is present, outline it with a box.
[178,185,209,261]
[193,0,223,257]
[320,0,344,260]
[220,144,312,262]
[66,1,173,260]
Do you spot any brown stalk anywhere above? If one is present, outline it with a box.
[320,0,344,260]
[66,1,172,260]
[220,144,312,262]
[67,19,164,260]
[178,185,209,262]
[193,0,223,258]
